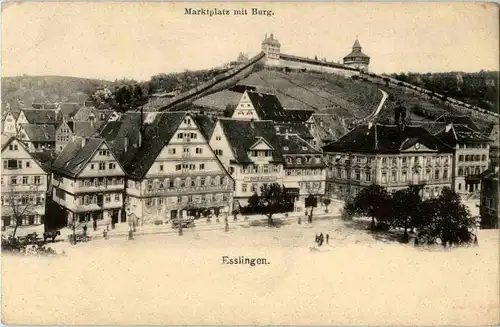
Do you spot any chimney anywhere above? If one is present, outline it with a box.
[368,122,373,129]
[124,137,129,153]
[250,118,255,129]
[285,131,289,140]
[81,137,87,148]
[374,124,378,150]
[445,123,453,133]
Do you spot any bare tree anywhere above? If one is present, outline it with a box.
[3,186,41,238]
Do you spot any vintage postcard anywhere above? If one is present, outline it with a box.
[1,1,499,326]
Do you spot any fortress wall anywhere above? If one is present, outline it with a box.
[278,59,360,78]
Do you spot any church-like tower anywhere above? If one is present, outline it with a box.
[343,38,370,72]
[261,33,281,66]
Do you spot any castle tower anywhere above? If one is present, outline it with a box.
[343,37,370,72]
[261,33,281,66]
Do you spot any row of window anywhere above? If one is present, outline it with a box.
[298,181,322,190]
[128,175,230,190]
[1,175,43,185]
[56,135,71,142]
[285,169,323,176]
[77,193,121,205]
[1,215,42,226]
[458,143,487,149]
[144,193,228,207]
[457,166,487,176]
[332,168,449,182]
[78,177,124,187]
[458,154,487,162]
[6,144,19,151]
[250,150,272,158]
[174,163,205,171]
[176,132,198,140]
[89,162,118,171]
[286,156,322,165]
[241,164,281,174]
[327,155,451,166]
[1,194,44,206]
[235,110,254,116]
[3,159,32,170]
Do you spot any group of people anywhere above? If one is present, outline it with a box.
[315,233,329,247]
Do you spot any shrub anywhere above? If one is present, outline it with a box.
[154,220,164,225]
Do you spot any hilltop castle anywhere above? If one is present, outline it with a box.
[261,33,370,76]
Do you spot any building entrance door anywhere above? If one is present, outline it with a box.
[170,210,178,220]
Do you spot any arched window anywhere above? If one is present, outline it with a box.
[475,167,480,175]
[458,168,463,176]
[459,155,464,162]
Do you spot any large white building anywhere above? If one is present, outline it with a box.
[323,124,455,201]
[51,137,126,226]
[100,111,234,225]
[1,137,49,228]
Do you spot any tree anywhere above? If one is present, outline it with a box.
[351,184,392,229]
[258,183,289,225]
[3,186,40,238]
[323,198,332,213]
[390,186,422,242]
[247,193,260,213]
[305,194,318,223]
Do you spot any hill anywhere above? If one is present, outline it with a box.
[389,71,498,114]
[1,75,112,110]
[194,69,496,133]
[195,69,384,121]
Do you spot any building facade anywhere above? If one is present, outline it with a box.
[51,138,126,226]
[1,137,48,228]
[435,124,491,195]
[323,124,454,201]
[210,119,284,208]
[2,112,18,136]
[100,112,234,225]
[55,119,102,153]
[479,166,499,229]
[279,133,326,213]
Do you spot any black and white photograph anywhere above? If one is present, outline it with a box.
[1,2,499,325]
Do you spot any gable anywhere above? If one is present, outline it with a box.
[249,137,274,150]
[1,138,45,173]
[144,116,230,178]
[209,121,236,166]
[232,91,259,119]
[80,142,125,177]
[400,141,437,153]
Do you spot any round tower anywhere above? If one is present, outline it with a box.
[261,33,281,66]
[343,38,370,72]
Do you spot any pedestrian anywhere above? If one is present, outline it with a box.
[326,234,330,244]
[319,233,324,246]
[93,219,97,231]
[83,224,87,236]
[315,234,319,244]
[103,229,108,240]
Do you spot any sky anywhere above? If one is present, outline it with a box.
[1,2,498,82]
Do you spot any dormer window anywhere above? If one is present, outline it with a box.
[283,147,289,151]
[302,146,308,151]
